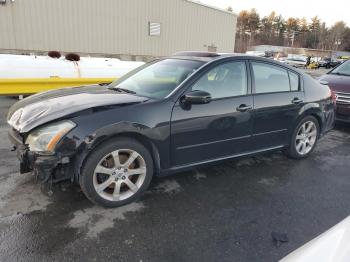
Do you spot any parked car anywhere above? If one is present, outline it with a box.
[285,57,307,68]
[246,51,266,57]
[319,59,350,122]
[7,52,335,207]
[281,216,350,262]
[246,50,275,59]
[338,56,350,63]
[318,57,341,69]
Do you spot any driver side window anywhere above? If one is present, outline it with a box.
[191,61,248,99]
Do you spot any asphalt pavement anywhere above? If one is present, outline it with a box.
[0,85,350,261]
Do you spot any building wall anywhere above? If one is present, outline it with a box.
[0,0,237,59]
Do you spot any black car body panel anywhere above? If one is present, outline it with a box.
[318,58,341,69]
[7,55,335,184]
[7,85,149,132]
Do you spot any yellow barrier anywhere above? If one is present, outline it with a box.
[0,78,117,95]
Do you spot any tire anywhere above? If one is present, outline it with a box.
[80,137,154,207]
[284,116,320,159]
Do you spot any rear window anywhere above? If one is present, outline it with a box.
[252,62,290,93]
[289,71,300,91]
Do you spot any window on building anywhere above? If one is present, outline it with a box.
[149,22,161,36]
[207,45,217,52]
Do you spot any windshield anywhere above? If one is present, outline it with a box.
[331,60,350,76]
[109,59,204,99]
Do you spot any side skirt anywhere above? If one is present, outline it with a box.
[159,145,285,176]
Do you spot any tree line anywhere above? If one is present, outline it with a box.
[230,8,350,53]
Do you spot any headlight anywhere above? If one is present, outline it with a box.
[25,120,76,153]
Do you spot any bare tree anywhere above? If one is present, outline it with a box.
[234,10,350,53]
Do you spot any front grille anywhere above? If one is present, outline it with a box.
[336,92,350,105]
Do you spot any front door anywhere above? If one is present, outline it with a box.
[170,61,253,167]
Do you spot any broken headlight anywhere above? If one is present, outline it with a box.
[25,120,76,153]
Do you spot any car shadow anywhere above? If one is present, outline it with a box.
[335,122,350,133]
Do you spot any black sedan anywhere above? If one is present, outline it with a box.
[7,52,335,207]
[318,57,341,69]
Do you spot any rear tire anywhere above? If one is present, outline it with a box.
[80,137,154,207]
[285,116,320,159]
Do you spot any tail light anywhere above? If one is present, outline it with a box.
[330,90,337,103]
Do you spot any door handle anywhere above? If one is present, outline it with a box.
[292,97,303,104]
[236,104,252,112]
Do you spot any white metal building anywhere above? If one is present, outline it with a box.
[0,0,237,60]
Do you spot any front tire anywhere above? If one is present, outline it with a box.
[80,137,154,207]
[285,116,320,159]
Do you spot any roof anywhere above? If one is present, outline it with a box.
[171,51,246,61]
[185,0,238,16]
[169,56,215,63]
[169,51,302,72]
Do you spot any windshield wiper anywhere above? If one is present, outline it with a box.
[108,86,137,94]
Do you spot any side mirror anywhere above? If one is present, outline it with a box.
[182,90,211,105]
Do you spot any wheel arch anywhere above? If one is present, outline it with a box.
[297,104,324,131]
[284,110,322,159]
[309,113,322,133]
[74,131,161,184]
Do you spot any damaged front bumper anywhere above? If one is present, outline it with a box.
[8,128,73,183]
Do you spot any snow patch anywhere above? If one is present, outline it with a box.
[258,177,278,186]
[236,158,257,167]
[68,202,144,238]
[154,179,182,194]
[0,173,51,218]
[194,170,207,180]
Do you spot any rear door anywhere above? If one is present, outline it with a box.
[250,61,304,150]
[170,60,254,166]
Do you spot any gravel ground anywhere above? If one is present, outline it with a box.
[303,68,330,78]
[0,72,349,262]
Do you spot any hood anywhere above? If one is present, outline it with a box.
[319,74,350,93]
[7,85,148,133]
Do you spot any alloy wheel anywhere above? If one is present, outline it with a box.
[93,149,147,201]
[295,121,318,156]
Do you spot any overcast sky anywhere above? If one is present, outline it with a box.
[199,0,348,27]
